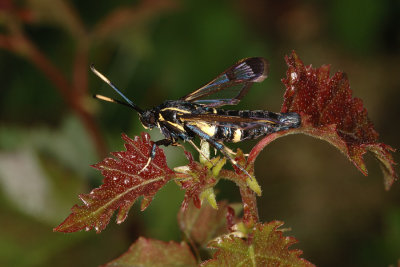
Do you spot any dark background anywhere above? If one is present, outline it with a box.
[0,0,399,266]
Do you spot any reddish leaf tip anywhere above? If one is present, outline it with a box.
[280,51,397,189]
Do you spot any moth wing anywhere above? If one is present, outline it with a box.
[181,57,269,107]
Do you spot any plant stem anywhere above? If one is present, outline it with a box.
[239,186,259,227]
[220,170,259,226]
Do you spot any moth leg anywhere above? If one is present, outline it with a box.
[171,142,185,150]
[218,145,253,180]
[187,139,214,165]
[139,139,173,174]
[185,124,253,180]
[224,146,236,156]
[224,146,249,157]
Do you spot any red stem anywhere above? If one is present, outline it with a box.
[239,187,259,227]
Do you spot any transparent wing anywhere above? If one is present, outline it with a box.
[181,57,269,107]
[180,113,277,130]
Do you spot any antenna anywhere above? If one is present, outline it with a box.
[90,64,144,114]
[93,94,134,108]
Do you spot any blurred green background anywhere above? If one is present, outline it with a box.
[0,0,399,266]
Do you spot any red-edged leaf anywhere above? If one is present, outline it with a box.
[280,51,396,190]
[54,133,175,233]
[176,151,218,210]
[201,221,314,267]
[103,237,197,267]
[178,200,242,247]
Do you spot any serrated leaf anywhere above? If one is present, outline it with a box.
[201,221,314,267]
[54,133,175,233]
[178,200,242,247]
[103,237,197,267]
[281,51,397,190]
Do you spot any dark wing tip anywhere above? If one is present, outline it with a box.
[242,57,269,83]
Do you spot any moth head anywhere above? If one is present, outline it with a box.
[139,110,157,129]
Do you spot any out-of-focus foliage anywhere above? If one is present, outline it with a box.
[0,0,399,266]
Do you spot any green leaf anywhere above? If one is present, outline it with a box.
[202,221,314,267]
[103,237,197,267]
